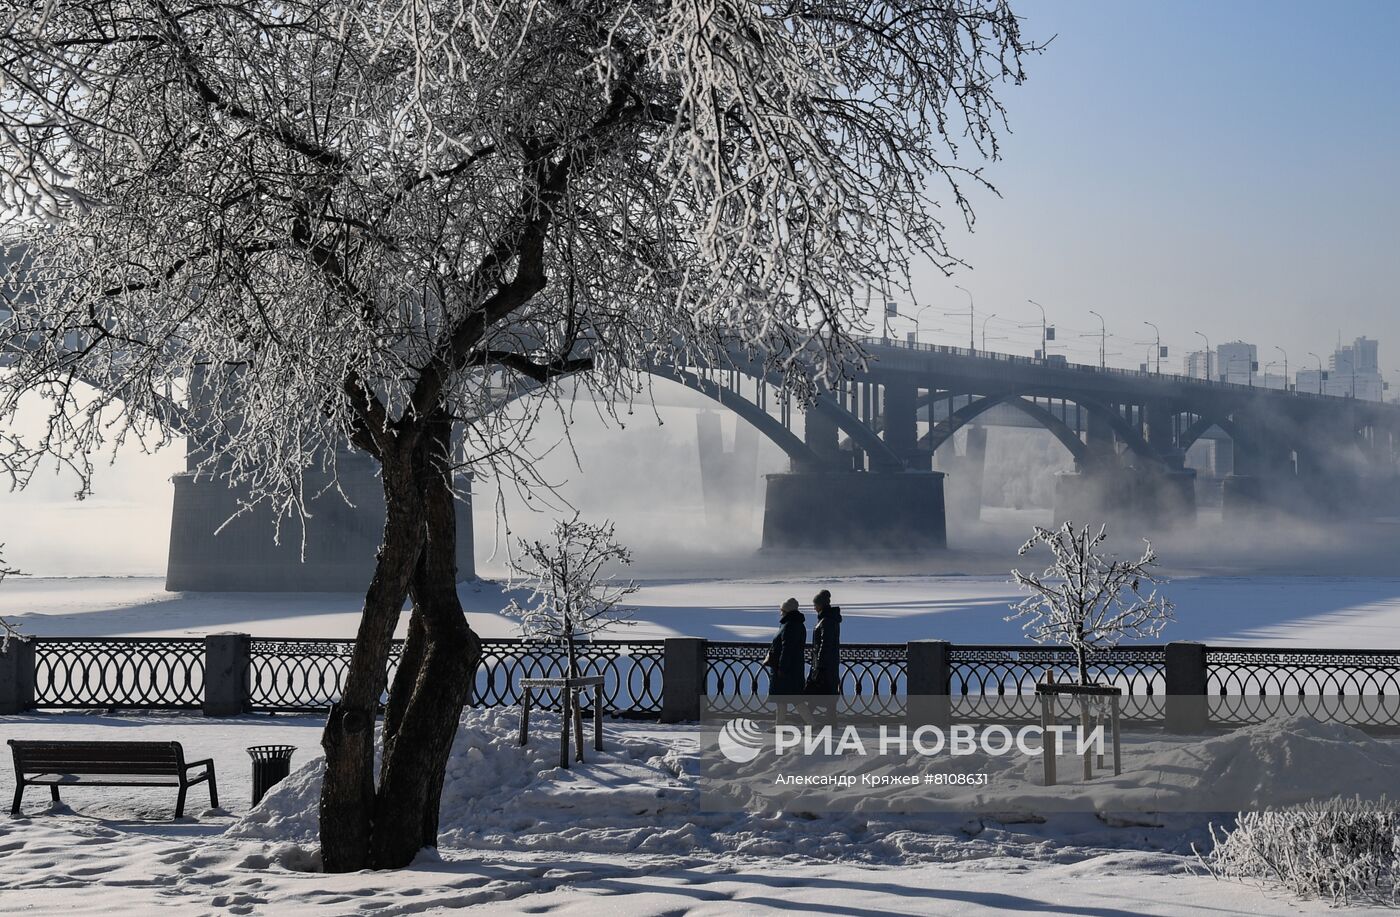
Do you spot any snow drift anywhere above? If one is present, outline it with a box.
[227,709,1400,868]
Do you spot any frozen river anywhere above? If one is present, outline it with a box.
[5,570,1400,649]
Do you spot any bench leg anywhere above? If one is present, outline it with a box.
[175,783,187,819]
[49,785,60,804]
[207,768,219,809]
[10,784,22,816]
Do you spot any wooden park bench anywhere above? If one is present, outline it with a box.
[8,739,218,818]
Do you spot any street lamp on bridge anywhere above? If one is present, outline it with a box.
[1274,346,1289,392]
[1143,320,1161,374]
[1307,352,1324,394]
[913,302,935,343]
[981,312,998,353]
[955,284,975,353]
[1088,309,1106,369]
[1026,299,1049,363]
[1194,331,1212,380]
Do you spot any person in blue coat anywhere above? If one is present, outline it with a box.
[765,598,807,719]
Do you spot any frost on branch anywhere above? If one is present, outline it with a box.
[0,0,1039,526]
[0,546,24,652]
[1195,797,1400,905]
[505,514,638,678]
[1007,522,1173,685]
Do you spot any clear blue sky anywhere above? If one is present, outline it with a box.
[903,0,1400,377]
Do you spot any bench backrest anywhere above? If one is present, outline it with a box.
[9,740,185,775]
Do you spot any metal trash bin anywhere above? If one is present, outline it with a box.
[247,744,297,806]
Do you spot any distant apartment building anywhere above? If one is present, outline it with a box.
[1183,349,1214,380]
[1293,336,1385,400]
[1216,341,1258,385]
[1295,368,1327,395]
[1323,336,1384,401]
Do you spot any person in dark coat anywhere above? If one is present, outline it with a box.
[765,598,807,715]
[804,590,842,722]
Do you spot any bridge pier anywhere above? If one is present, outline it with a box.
[1222,420,1302,520]
[939,425,987,521]
[760,471,947,552]
[166,454,475,592]
[804,405,841,461]
[1054,466,1196,526]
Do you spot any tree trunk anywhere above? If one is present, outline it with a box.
[368,418,481,867]
[320,450,425,873]
[319,418,481,871]
[383,606,426,745]
[1076,645,1089,687]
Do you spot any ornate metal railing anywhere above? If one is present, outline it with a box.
[31,637,205,710]
[475,639,665,716]
[247,638,404,713]
[835,644,906,717]
[705,641,907,717]
[246,637,664,716]
[948,645,1166,723]
[1207,647,1400,729]
[13,636,1400,730]
[705,641,770,715]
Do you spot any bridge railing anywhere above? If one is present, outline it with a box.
[4,635,1399,732]
[858,335,1343,402]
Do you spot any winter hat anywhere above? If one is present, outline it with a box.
[814,589,832,606]
[781,597,800,613]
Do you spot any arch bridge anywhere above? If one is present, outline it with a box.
[655,337,1400,552]
[19,329,1380,588]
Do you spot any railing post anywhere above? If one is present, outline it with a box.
[204,632,251,716]
[660,638,706,723]
[1165,641,1209,733]
[0,638,36,714]
[906,639,951,729]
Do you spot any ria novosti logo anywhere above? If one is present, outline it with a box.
[717,717,767,763]
[714,720,1107,763]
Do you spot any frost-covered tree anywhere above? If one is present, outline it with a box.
[506,515,637,680]
[0,0,1038,869]
[1008,522,1173,686]
[0,546,21,651]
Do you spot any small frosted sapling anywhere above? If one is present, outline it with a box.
[505,515,638,680]
[1008,522,1173,686]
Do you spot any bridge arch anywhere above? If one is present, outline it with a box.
[920,393,1090,465]
[916,392,1167,469]
[1178,412,1241,454]
[644,367,830,470]
[677,360,909,470]
[1076,399,1169,468]
[507,360,908,472]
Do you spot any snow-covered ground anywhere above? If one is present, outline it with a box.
[3,573,1399,914]
[4,572,1400,648]
[2,710,1394,916]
